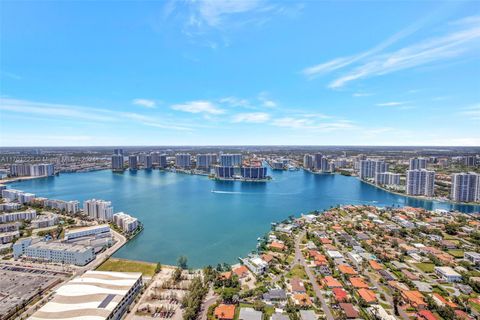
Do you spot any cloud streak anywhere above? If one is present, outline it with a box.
[232,112,270,123]
[171,100,225,114]
[303,15,480,88]
[0,98,192,131]
[132,98,156,108]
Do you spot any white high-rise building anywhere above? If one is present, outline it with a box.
[359,160,388,180]
[83,199,114,221]
[175,153,191,169]
[111,154,124,171]
[375,172,401,186]
[196,154,216,171]
[113,212,139,233]
[462,156,476,167]
[219,154,242,167]
[313,153,323,171]
[66,200,80,214]
[451,172,480,203]
[128,155,138,170]
[158,154,168,168]
[10,163,31,177]
[409,158,427,170]
[145,155,153,169]
[303,154,314,170]
[406,169,435,197]
[30,164,55,176]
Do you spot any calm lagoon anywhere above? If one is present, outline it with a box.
[9,169,480,267]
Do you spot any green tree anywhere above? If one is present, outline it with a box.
[178,256,188,269]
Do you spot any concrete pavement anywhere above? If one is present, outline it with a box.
[294,231,334,320]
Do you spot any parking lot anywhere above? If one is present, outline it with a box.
[0,264,67,320]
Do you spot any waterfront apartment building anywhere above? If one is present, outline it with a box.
[64,224,111,241]
[375,172,401,186]
[215,166,235,179]
[9,163,31,177]
[13,237,95,266]
[83,199,114,221]
[313,153,323,171]
[406,169,435,197]
[0,209,37,223]
[219,154,242,167]
[359,160,388,180]
[42,199,80,214]
[145,154,153,169]
[113,212,139,233]
[10,163,54,177]
[2,189,37,204]
[29,271,143,320]
[409,158,427,170]
[114,148,124,156]
[303,154,314,170]
[241,166,267,180]
[31,213,58,229]
[30,164,55,177]
[128,155,138,170]
[158,154,168,168]
[0,202,21,212]
[450,172,480,202]
[111,154,124,171]
[196,153,217,171]
[175,153,191,169]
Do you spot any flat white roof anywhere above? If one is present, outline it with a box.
[29,271,141,320]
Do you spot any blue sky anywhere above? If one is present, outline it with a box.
[0,0,479,146]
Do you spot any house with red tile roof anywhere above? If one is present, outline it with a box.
[338,264,357,275]
[350,277,369,289]
[332,287,348,302]
[357,288,377,304]
[233,265,249,278]
[269,241,287,251]
[323,276,343,289]
[432,293,458,309]
[369,260,383,270]
[402,290,427,309]
[214,304,236,320]
[290,278,306,293]
[417,310,439,320]
[339,303,359,319]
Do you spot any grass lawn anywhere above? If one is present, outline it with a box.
[96,257,157,277]
[286,265,308,279]
[447,249,464,258]
[414,263,435,273]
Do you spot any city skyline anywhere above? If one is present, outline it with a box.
[1,1,479,146]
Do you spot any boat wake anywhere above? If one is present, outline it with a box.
[211,190,299,195]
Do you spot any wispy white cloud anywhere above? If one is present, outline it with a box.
[376,101,408,107]
[303,15,480,88]
[219,96,251,108]
[459,104,480,120]
[353,92,373,97]
[258,92,277,108]
[0,98,118,122]
[272,116,355,132]
[171,100,225,114]
[302,13,433,78]
[232,112,270,123]
[132,98,157,108]
[0,98,192,131]
[194,0,263,27]
[328,17,480,88]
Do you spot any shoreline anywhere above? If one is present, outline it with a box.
[356,176,480,207]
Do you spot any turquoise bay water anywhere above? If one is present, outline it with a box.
[9,169,480,267]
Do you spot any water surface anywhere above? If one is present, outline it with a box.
[10,169,479,267]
